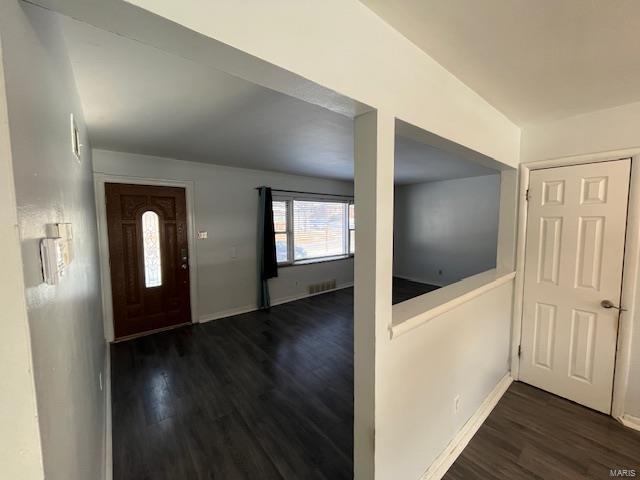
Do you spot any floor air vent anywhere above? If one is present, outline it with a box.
[308,279,337,295]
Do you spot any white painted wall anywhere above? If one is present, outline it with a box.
[124,0,520,165]
[522,105,640,419]
[93,149,354,327]
[0,3,106,480]
[521,100,640,164]
[31,0,520,166]
[378,282,513,479]
[57,2,521,478]
[353,111,396,478]
[17,1,522,478]
[0,29,45,480]
[393,175,500,286]
[356,110,516,480]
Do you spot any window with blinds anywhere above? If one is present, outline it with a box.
[272,197,354,264]
[348,203,355,254]
[272,200,289,263]
[293,200,346,260]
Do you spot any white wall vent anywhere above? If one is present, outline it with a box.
[308,279,337,295]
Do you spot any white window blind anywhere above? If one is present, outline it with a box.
[348,203,355,254]
[272,196,353,265]
[272,200,289,263]
[293,200,346,260]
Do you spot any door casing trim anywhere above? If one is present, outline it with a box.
[513,149,640,423]
[94,173,199,342]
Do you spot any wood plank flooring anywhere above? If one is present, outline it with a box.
[444,381,640,480]
[112,280,639,480]
[392,277,440,304]
[111,287,355,480]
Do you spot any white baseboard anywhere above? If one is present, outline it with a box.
[620,414,640,432]
[271,282,354,307]
[104,345,112,480]
[420,374,513,480]
[199,305,258,323]
[198,282,354,324]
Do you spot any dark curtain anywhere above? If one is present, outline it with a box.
[257,186,278,309]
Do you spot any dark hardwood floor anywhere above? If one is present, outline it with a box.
[392,276,440,304]
[111,287,355,480]
[112,280,639,480]
[444,381,640,480]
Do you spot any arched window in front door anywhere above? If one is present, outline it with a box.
[142,210,162,287]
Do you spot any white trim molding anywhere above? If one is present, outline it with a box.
[93,173,199,342]
[391,269,516,339]
[420,374,513,480]
[199,282,354,324]
[619,414,640,432]
[512,151,640,424]
[104,345,112,480]
[199,306,258,324]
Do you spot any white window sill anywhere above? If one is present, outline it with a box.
[279,254,354,268]
[390,268,516,339]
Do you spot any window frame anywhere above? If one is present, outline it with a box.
[272,199,293,265]
[141,209,163,288]
[348,202,355,256]
[272,194,354,266]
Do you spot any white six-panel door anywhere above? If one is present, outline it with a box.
[520,159,630,413]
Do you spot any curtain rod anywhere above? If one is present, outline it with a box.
[255,187,354,199]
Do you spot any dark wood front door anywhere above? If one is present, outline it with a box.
[106,183,191,339]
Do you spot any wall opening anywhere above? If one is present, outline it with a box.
[392,119,517,311]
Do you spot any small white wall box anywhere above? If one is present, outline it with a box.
[40,237,65,285]
[56,223,74,264]
[40,223,74,285]
[45,223,74,264]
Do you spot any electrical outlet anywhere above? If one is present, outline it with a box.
[454,394,461,414]
[99,371,103,391]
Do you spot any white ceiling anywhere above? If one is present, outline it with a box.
[394,136,496,184]
[60,16,497,184]
[360,0,640,125]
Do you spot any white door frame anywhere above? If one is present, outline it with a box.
[512,149,640,423]
[94,173,199,342]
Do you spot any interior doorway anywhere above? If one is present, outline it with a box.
[519,159,631,413]
[105,183,192,339]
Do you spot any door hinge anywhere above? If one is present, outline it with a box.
[518,345,522,357]
[525,189,531,201]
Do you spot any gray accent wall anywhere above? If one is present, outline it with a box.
[393,174,500,286]
[0,3,106,479]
